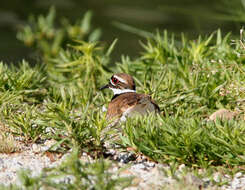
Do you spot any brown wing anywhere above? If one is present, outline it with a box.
[106,92,159,120]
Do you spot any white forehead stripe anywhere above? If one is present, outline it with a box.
[114,75,127,84]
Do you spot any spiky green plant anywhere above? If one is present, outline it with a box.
[120,115,245,168]
[1,9,245,188]
[17,7,101,60]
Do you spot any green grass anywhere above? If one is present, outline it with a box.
[0,9,245,189]
[17,7,101,61]
[120,115,245,168]
[0,131,20,153]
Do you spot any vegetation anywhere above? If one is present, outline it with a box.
[0,149,132,190]
[17,7,101,61]
[0,8,244,189]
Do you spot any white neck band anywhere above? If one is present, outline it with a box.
[110,88,136,95]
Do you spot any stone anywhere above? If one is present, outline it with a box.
[209,109,237,121]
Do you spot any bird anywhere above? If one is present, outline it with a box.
[100,73,160,122]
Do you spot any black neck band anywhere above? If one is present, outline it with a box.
[111,94,120,100]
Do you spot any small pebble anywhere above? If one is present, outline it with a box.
[0,158,4,165]
[0,141,245,190]
[178,164,185,171]
[235,172,242,178]
[117,152,136,163]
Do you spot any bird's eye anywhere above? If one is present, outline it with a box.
[111,77,118,84]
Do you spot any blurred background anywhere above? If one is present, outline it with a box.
[1,0,245,63]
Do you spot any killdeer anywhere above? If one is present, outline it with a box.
[100,73,160,122]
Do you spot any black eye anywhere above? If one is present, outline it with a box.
[112,77,118,84]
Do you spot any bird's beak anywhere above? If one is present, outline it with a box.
[99,84,109,90]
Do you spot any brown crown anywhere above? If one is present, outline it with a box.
[113,73,136,90]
